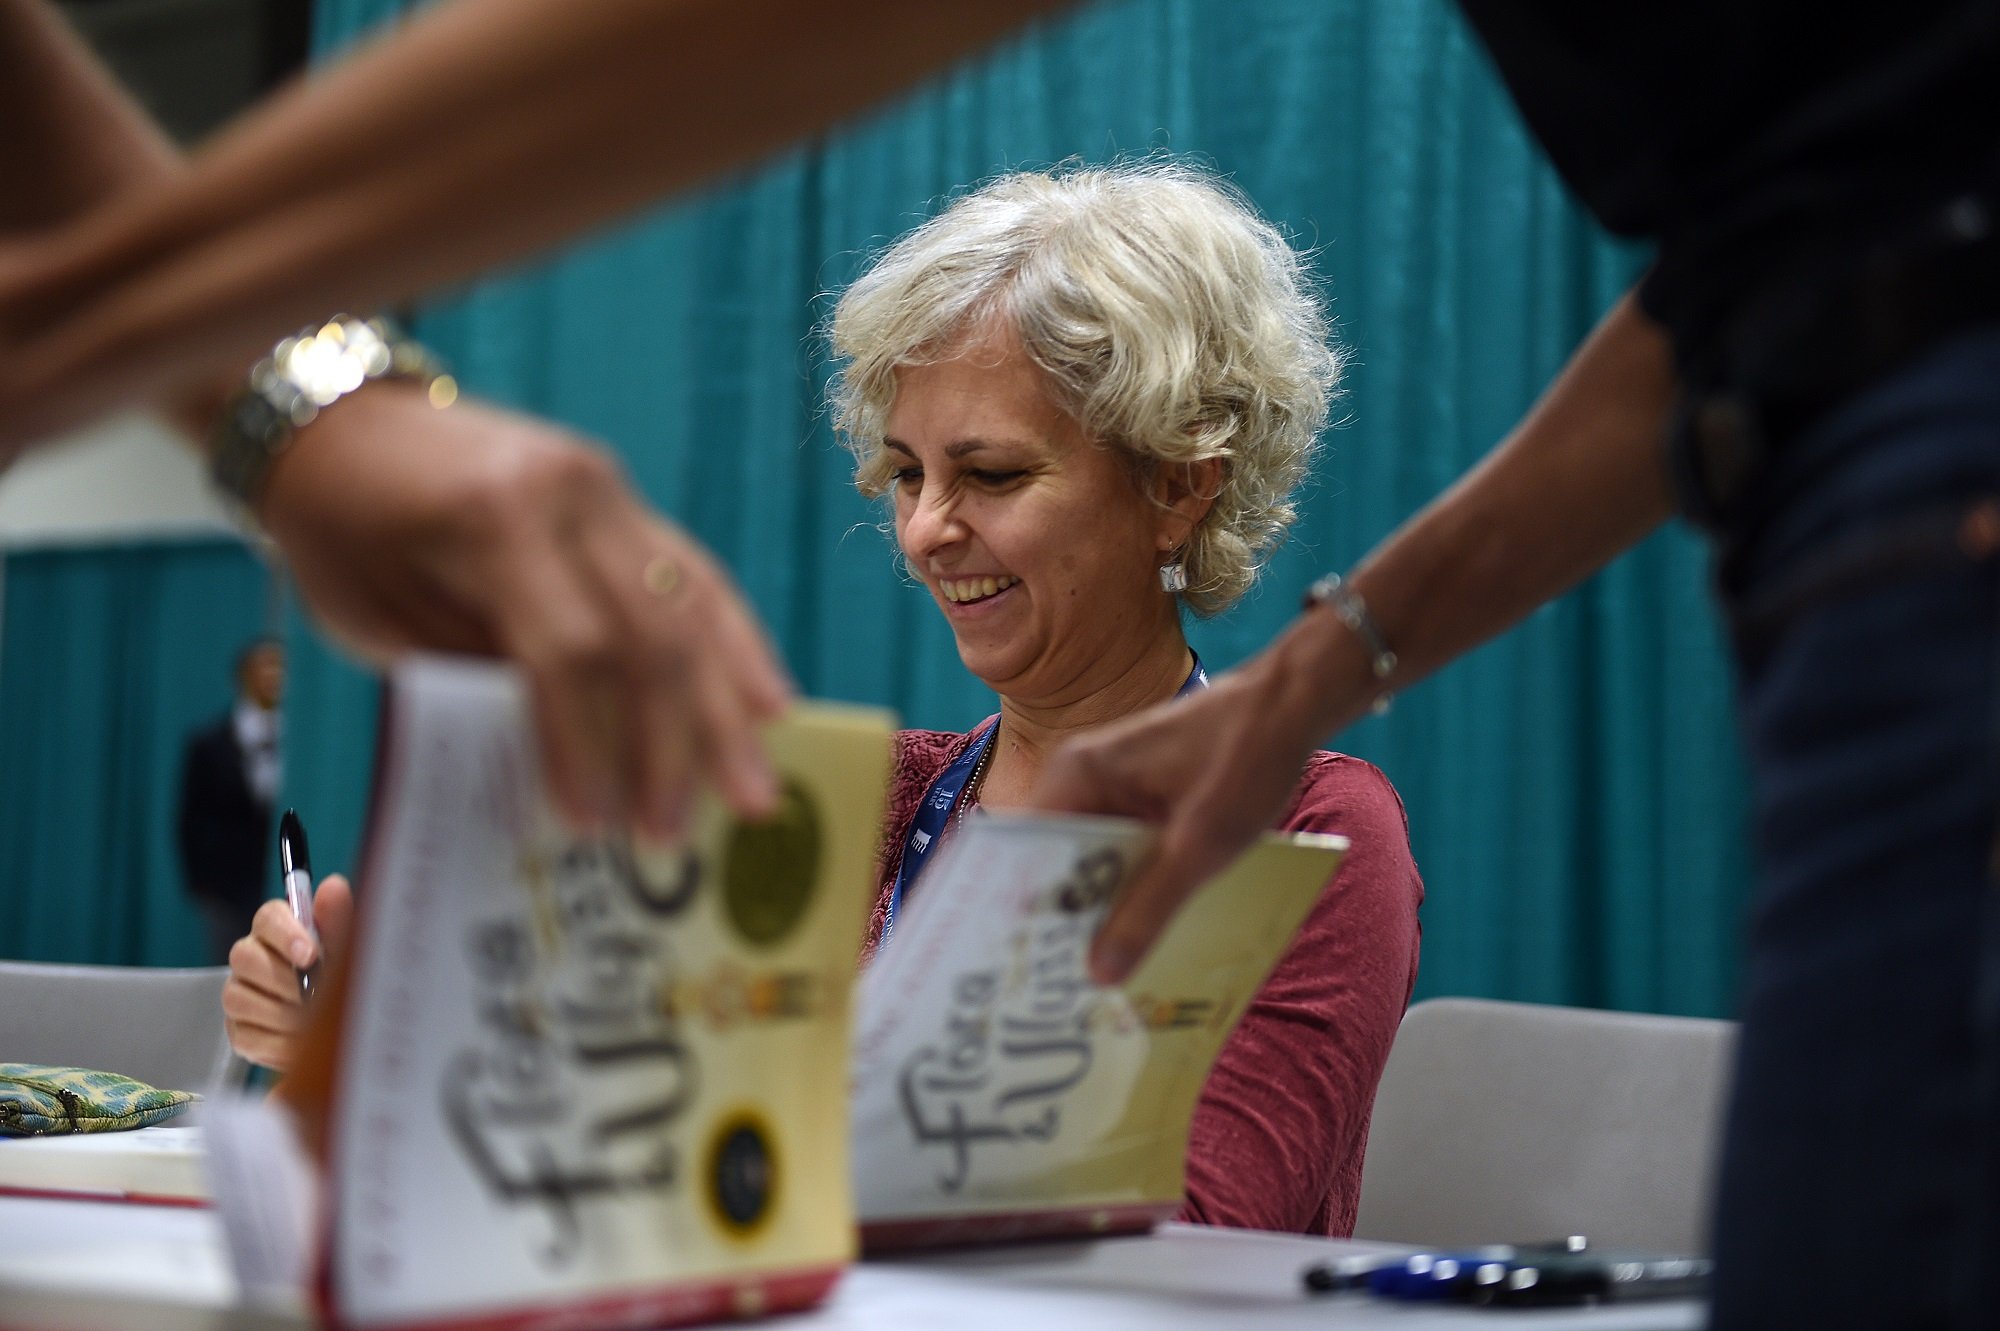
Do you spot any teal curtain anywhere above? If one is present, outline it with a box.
[0,539,272,964]
[295,0,1751,1016]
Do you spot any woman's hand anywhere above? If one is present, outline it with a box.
[258,383,792,838]
[222,875,354,1072]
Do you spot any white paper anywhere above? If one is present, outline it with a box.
[201,1096,319,1308]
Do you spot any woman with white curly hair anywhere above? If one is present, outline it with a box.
[224,160,1423,1235]
[833,161,1424,1235]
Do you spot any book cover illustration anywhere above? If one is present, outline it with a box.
[850,813,1345,1249]
[324,657,892,1330]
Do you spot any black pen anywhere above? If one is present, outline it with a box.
[278,808,319,1001]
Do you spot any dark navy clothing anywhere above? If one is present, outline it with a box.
[1455,2,2000,354]
[175,713,275,964]
[1707,324,2000,1329]
[1452,6,2000,1325]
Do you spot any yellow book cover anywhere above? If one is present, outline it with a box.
[321,657,892,1331]
[850,812,1344,1249]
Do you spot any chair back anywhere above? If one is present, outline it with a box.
[0,961,240,1092]
[1352,996,1737,1254]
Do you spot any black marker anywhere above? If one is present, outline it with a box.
[278,808,319,1001]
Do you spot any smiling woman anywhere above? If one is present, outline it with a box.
[826,162,1425,1237]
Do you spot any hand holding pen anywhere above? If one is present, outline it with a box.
[219,813,355,1072]
[278,809,319,1001]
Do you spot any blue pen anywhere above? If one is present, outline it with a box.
[1364,1250,1517,1301]
[278,808,319,1001]
[1302,1236,1589,1296]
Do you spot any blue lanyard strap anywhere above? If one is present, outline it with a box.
[882,651,1210,945]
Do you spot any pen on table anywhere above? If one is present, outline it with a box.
[1301,1235,1589,1294]
[278,808,319,1002]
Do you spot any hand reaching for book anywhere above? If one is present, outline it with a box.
[1030,659,1321,986]
[223,875,355,1072]
[258,385,793,838]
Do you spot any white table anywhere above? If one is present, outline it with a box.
[0,1197,1703,1330]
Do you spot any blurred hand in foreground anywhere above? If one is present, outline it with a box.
[259,383,792,837]
[6,0,807,1042]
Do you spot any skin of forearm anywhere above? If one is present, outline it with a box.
[2,0,1072,455]
[1255,290,1680,741]
[0,0,261,444]
[0,0,179,229]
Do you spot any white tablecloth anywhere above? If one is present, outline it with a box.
[0,1197,1703,1331]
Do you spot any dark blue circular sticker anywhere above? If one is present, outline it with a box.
[707,1113,777,1236]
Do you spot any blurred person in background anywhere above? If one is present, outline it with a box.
[176,637,283,964]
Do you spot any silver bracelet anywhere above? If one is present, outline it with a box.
[209,315,455,510]
[1302,572,1397,714]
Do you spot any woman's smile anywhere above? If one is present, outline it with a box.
[938,574,1020,605]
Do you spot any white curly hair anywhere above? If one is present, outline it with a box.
[828,160,1343,614]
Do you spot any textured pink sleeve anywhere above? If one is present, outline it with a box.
[1177,753,1424,1235]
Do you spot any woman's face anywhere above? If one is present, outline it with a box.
[885,332,1182,705]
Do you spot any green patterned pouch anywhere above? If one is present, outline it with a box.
[0,1063,199,1137]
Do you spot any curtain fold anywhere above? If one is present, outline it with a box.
[261,0,1751,1016]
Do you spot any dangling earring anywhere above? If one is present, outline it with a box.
[1158,557,1188,594]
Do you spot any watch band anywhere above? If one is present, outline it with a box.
[209,315,454,509]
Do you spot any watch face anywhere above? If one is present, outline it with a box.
[212,317,444,505]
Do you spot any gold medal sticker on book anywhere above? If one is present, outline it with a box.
[322,658,893,1331]
[720,778,823,949]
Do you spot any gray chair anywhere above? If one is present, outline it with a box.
[0,961,242,1092]
[1352,996,1737,1254]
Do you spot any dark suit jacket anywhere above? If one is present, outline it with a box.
[175,713,273,917]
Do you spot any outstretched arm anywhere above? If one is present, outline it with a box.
[0,0,791,834]
[0,0,179,230]
[1034,289,1682,981]
[0,0,1070,458]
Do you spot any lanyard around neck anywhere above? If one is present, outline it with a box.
[881,652,1210,947]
